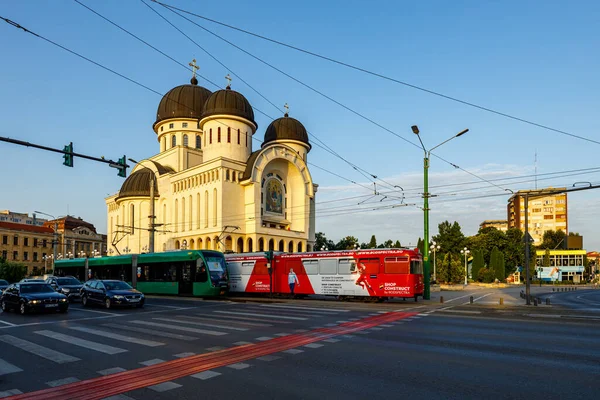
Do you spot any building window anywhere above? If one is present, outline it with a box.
[196,135,201,149]
[218,127,221,142]
[13,236,18,246]
[227,127,231,143]
[169,123,174,129]
[245,131,248,147]
[34,238,38,247]
[2,235,7,245]
[33,252,38,261]
[210,129,212,144]
[161,126,164,132]
[23,252,28,261]
[1,250,6,260]
[182,122,188,128]
[183,134,189,146]
[226,170,230,181]
[24,237,29,247]
[13,251,18,260]
[171,135,176,147]
[42,239,47,247]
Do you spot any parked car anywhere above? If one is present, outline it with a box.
[0,279,9,293]
[45,276,83,302]
[1,282,68,315]
[19,278,46,283]
[81,280,144,309]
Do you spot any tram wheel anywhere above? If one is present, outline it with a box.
[414,295,419,302]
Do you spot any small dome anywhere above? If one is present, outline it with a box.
[154,80,212,128]
[263,115,310,149]
[202,88,256,128]
[117,169,158,200]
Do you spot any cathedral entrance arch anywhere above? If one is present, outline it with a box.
[237,237,244,253]
[269,239,275,251]
[278,240,284,252]
[288,241,294,253]
[258,237,264,251]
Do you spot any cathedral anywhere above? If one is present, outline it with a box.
[105,69,317,255]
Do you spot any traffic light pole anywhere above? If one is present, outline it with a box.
[0,136,129,176]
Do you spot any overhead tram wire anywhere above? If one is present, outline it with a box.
[140,0,404,197]
[73,0,403,197]
[0,15,386,195]
[152,0,600,147]
[149,3,512,194]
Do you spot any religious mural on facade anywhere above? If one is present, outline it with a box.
[266,179,284,214]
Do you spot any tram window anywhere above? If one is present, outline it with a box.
[196,260,208,283]
[410,260,423,274]
[302,259,318,275]
[384,256,409,274]
[227,261,242,275]
[241,261,256,275]
[338,259,353,275]
[359,258,380,275]
[319,259,337,275]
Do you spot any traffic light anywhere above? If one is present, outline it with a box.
[110,155,128,178]
[264,250,273,261]
[63,142,73,167]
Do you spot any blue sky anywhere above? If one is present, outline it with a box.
[1,0,599,253]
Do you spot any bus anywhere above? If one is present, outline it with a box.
[54,250,228,297]
[225,248,424,301]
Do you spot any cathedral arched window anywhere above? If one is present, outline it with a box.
[171,135,176,148]
[262,176,286,216]
[245,131,248,147]
[196,135,201,149]
[210,129,212,144]
[213,188,218,227]
[218,127,221,143]
[237,129,240,145]
[226,170,230,181]
[183,134,189,147]
[129,204,135,234]
[227,128,231,143]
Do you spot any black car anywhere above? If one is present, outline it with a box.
[1,283,68,315]
[0,279,9,293]
[46,276,83,302]
[81,280,144,309]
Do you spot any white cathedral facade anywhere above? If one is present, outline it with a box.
[105,74,317,255]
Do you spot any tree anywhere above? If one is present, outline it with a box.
[336,236,359,250]
[0,259,27,283]
[504,228,524,274]
[539,230,566,250]
[368,235,377,249]
[496,251,506,281]
[417,237,424,255]
[489,247,500,278]
[478,267,496,283]
[315,232,335,250]
[438,253,464,284]
[432,221,466,255]
[393,240,402,248]
[471,249,485,281]
[543,249,551,267]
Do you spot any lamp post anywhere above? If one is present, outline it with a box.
[92,249,100,258]
[78,250,86,258]
[123,247,131,254]
[411,126,469,299]
[430,241,440,282]
[35,211,59,271]
[461,247,470,285]
[182,240,188,250]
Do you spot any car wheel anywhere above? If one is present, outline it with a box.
[82,295,88,307]
[105,298,111,309]
[59,308,68,314]
[19,302,27,315]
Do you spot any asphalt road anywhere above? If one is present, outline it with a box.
[0,296,598,399]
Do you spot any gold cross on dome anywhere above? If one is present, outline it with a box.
[225,73,232,88]
[284,103,289,116]
[189,59,199,78]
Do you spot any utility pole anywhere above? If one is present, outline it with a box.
[148,177,156,253]
[524,193,531,305]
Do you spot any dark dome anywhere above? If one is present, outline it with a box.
[117,169,158,200]
[263,115,310,149]
[155,81,212,127]
[202,88,256,127]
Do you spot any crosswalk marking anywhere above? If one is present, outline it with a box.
[46,377,79,387]
[129,320,227,336]
[191,370,221,380]
[148,381,181,392]
[35,330,127,355]
[0,335,80,364]
[139,359,164,366]
[239,306,325,318]
[257,355,281,362]
[258,304,351,313]
[0,389,23,397]
[176,315,272,327]
[214,310,308,321]
[323,338,340,343]
[274,333,290,337]
[102,395,136,400]
[206,313,292,324]
[255,336,273,341]
[102,323,198,341]
[98,367,127,376]
[68,326,164,347]
[281,349,304,355]
[174,352,196,358]
[0,358,22,376]
[227,363,250,370]
[152,317,248,331]
[304,343,324,348]
[233,341,253,346]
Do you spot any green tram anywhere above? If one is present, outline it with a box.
[54,250,228,297]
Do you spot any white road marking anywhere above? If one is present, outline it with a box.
[129,320,227,336]
[439,309,482,314]
[259,304,350,313]
[35,330,127,354]
[380,324,393,327]
[255,336,273,341]
[281,349,304,354]
[0,335,80,364]
[0,358,22,376]
[0,315,120,330]
[67,308,120,316]
[102,395,136,400]
[442,293,479,303]
[205,313,292,324]
[206,346,226,352]
[152,317,248,331]
[324,323,337,327]
[463,293,493,305]
[274,333,290,337]
[191,370,221,380]
[369,327,383,331]
[341,334,355,338]
[418,313,430,316]
[227,363,250,370]
[177,315,272,327]
[294,329,308,333]
[148,382,181,392]
[46,377,79,387]
[139,358,164,366]
[257,355,281,362]
[214,310,307,321]
[304,343,324,348]
[102,323,198,341]
[68,326,164,347]
[233,341,253,346]
[323,338,340,343]
[97,367,127,376]
[174,352,196,358]
[0,389,23,397]
[0,320,16,327]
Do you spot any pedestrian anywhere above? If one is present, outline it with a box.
[288,268,299,296]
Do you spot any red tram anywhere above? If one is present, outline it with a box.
[225,248,424,301]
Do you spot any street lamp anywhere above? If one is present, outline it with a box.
[43,254,53,271]
[35,210,59,270]
[430,241,440,282]
[182,240,188,250]
[461,247,470,285]
[78,250,86,258]
[412,125,469,299]
[123,247,131,254]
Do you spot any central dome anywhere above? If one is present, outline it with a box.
[202,87,256,128]
[154,79,212,128]
[263,115,310,150]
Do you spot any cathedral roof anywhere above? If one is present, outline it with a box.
[263,115,310,150]
[117,162,173,200]
[202,87,256,128]
[242,151,261,181]
[154,79,212,128]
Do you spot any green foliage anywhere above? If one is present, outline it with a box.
[368,235,377,248]
[496,251,506,281]
[336,236,360,250]
[377,239,393,248]
[477,267,496,283]
[471,249,485,281]
[432,221,466,255]
[438,253,465,284]
[393,240,402,248]
[0,259,27,283]
[417,237,424,255]
[543,249,551,267]
[315,232,335,250]
[539,230,566,250]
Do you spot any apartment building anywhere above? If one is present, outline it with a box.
[479,220,508,232]
[0,221,55,274]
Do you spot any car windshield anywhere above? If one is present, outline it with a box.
[23,279,45,283]
[104,281,132,290]
[20,284,55,294]
[0,280,8,285]
[57,278,81,286]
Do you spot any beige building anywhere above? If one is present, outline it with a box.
[507,188,567,244]
[0,210,48,227]
[0,221,55,274]
[105,75,317,255]
[43,216,107,258]
[479,220,508,232]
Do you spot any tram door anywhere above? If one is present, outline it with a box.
[178,262,195,295]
